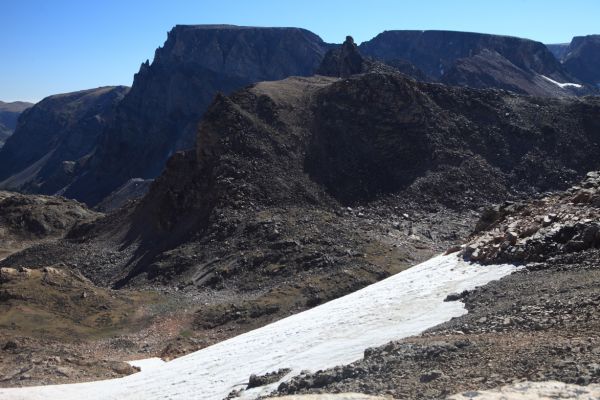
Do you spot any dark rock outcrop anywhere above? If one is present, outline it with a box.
[0,87,128,195]
[360,30,589,96]
[0,101,33,146]
[318,36,372,77]
[562,35,600,86]
[64,25,330,205]
[317,36,403,79]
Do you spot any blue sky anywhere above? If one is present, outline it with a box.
[2,0,599,103]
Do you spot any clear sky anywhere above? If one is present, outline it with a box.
[2,0,599,103]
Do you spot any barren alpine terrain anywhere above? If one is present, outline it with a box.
[1,15,600,400]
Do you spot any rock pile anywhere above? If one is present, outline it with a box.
[462,172,600,264]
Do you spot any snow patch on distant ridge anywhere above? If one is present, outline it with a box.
[540,75,583,88]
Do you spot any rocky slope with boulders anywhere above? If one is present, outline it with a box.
[275,173,600,399]
[0,101,33,147]
[0,87,128,195]
[461,171,600,264]
[8,69,600,288]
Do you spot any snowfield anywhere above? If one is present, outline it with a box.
[0,254,519,400]
[126,357,166,372]
[540,75,583,89]
[449,380,600,399]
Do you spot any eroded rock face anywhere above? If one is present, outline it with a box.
[462,171,600,264]
[64,25,330,205]
[0,87,128,195]
[318,36,365,77]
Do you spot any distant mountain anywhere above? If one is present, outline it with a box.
[441,48,589,96]
[0,87,128,194]
[360,30,590,96]
[561,35,600,87]
[62,25,330,205]
[0,100,33,146]
[546,43,570,60]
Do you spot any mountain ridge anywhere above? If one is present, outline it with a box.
[0,100,33,146]
[0,86,129,194]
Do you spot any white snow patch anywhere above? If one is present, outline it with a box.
[0,254,519,400]
[540,75,583,88]
[126,357,165,372]
[269,394,385,400]
[449,380,600,399]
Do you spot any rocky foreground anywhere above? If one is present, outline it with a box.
[275,174,600,399]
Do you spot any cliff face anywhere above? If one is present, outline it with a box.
[0,87,128,194]
[360,30,590,96]
[64,25,329,205]
[0,101,33,146]
[562,35,600,86]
